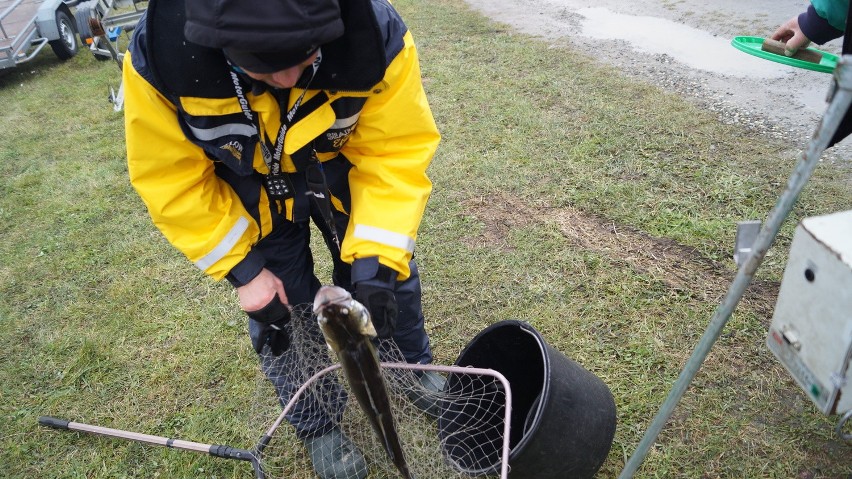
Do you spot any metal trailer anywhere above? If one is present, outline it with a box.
[0,0,78,71]
[72,0,144,109]
[74,0,143,66]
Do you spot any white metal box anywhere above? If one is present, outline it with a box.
[766,209,852,415]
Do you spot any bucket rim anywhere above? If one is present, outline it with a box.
[450,320,552,464]
[505,321,551,458]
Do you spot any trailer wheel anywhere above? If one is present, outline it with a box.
[49,10,79,60]
[74,4,112,61]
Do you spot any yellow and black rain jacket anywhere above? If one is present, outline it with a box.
[123,0,440,286]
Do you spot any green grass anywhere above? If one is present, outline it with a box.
[2,1,851,477]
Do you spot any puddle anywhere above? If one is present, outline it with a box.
[577,7,791,78]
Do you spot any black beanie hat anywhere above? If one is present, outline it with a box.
[184,0,345,72]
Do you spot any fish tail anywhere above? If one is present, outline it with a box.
[378,410,413,478]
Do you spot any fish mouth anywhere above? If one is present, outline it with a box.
[312,285,352,315]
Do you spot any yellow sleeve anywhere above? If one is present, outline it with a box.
[122,52,263,282]
[340,32,441,280]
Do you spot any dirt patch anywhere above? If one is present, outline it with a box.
[462,194,779,318]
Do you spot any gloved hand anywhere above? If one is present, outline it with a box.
[352,257,399,339]
[355,282,398,338]
[246,294,291,355]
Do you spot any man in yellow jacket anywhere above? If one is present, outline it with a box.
[122,0,441,476]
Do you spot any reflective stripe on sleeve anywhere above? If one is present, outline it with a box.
[353,224,415,253]
[194,217,250,271]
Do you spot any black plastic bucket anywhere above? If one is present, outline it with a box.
[438,320,616,478]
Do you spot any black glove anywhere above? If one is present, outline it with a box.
[352,257,399,339]
[355,282,398,338]
[246,294,291,355]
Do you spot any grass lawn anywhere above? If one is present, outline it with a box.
[1,0,850,477]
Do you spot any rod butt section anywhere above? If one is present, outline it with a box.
[38,416,70,430]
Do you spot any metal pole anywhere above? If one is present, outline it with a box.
[38,416,263,478]
[619,56,852,479]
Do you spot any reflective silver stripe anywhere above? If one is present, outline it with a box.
[353,224,415,252]
[331,113,360,130]
[194,217,250,271]
[188,123,256,141]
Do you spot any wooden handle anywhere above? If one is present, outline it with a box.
[761,38,823,64]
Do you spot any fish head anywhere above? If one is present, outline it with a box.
[314,285,378,353]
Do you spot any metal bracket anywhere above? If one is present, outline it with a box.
[837,409,852,443]
[734,220,761,266]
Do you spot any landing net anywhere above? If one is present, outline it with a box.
[250,305,512,478]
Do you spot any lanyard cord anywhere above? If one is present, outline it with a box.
[227,51,341,251]
[304,153,341,252]
[228,49,323,176]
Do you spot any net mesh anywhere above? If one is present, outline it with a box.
[250,305,509,479]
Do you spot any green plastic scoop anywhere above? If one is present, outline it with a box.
[731,36,837,73]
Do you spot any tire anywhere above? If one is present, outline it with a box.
[74,5,112,61]
[49,10,79,60]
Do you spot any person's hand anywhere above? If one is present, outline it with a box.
[247,294,292,355]
[238,268,288,312]
[239,268,291,355]
[354,282,398,338]
[771,15,812,56]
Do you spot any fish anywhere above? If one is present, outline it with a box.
[313,285,414,479]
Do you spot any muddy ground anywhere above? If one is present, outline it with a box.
[463,0,852,159]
